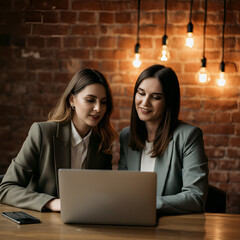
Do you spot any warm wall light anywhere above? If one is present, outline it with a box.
[186,0,194,48]
[217,0,226,87]
[159,0,170,62]
[186,23,194,48]
[133,43,141,68]
[133,0,141,68]
[217,62,226,86]
[159,35,170,61]
[196,58,211,84]
[196,0,210,84]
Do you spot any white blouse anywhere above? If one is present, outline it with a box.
[70,121,92,169]
[140,141,156,172]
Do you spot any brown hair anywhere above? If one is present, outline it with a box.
[48,68,116,154]
[129,64,180,157]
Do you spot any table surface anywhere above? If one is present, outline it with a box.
[0,204,240,239]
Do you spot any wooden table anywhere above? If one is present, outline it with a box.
[0,204,240,239]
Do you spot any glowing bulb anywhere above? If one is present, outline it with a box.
[217,71,226,87]
[159,45,170,62]
[186,32,194,48]
[196,67,211,84]
[133,53,141,68]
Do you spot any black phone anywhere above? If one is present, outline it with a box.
[2,211,41,224]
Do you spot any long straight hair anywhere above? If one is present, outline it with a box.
[48,69,116,154]
[129,64,180,157]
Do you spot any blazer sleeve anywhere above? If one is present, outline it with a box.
[0,123,56,212]
[157,126,209,215]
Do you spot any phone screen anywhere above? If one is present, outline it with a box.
[2,211,41,224]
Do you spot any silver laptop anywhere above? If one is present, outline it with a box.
[58,169,157,226]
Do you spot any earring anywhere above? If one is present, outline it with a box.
[71,105,75,110]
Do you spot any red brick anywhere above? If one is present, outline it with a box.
[99,12,114,24]
[81,37,97,47]
[99,37,117,48]
[63,37,79,48]
[43,11,59,23]
[201,124,234,135]
[208,171,229,182]
[204,100,238,111]
[24,11,42,22]
[218,160,239,171]
[78,12,96,23]
[115,12,131,24]
[101,61,118,72]
[230,172,240,182]
[47,37,62,48]
[72,25,98,35]
[56,49,89,59]
[28,37,45,48]
[32,24,69,35]
[61,11,76,23]
[230,137,240,148]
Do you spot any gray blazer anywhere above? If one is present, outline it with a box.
[118,121,208,215]
[0,121,112,211]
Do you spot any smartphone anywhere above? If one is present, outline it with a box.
[2,211,41,224]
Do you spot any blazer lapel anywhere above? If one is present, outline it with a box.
[53,122,71,197]
[128,148,141,170]
[154,139,174,196]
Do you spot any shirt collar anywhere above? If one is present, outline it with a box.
[71,121,92,147]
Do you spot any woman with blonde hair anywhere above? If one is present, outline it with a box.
[0,69,116,212]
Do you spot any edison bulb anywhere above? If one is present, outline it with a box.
[159,45,170,62]
[217,71,226,87]
[186,32,194,48]
[133,53,141,68]
[196,67,211,84]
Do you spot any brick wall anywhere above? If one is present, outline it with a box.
[0,0,239,213]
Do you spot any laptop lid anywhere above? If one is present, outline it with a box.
[58,169,157,226]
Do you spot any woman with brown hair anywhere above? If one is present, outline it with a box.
[118,64,208,215]
[0,69,116,212]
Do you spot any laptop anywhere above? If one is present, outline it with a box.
[58,169,157,226]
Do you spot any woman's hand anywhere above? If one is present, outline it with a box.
[44,198,61,212]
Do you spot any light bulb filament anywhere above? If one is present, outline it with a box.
[133,53,141,68]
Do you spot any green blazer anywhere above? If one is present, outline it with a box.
[0,121,112,212]
[118,121,208,215]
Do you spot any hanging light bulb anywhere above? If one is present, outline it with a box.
[186,0,194,48]
[196,58,211,84]
[159,35,170,62]
[133,43,141,68]
[133,0,141,68]
[186,22,194,48]
[217,61,226,87]
[196,0,210,85]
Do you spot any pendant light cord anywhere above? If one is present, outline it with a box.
[164,0,168,35]
[221,0,226,63]
[189,0,193,22]
[203,0,208,59]
[136,0,141,44]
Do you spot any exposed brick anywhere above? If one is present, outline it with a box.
[99,12,114,24]
[78,12,96,23]
[61,11,76,24]
[24,11,42,22]
[46,37,62,48]
[72,25,98,35]
[99,37,117,48]
[43,11,59,23]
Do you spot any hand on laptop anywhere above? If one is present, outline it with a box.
[44,199,61,212]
